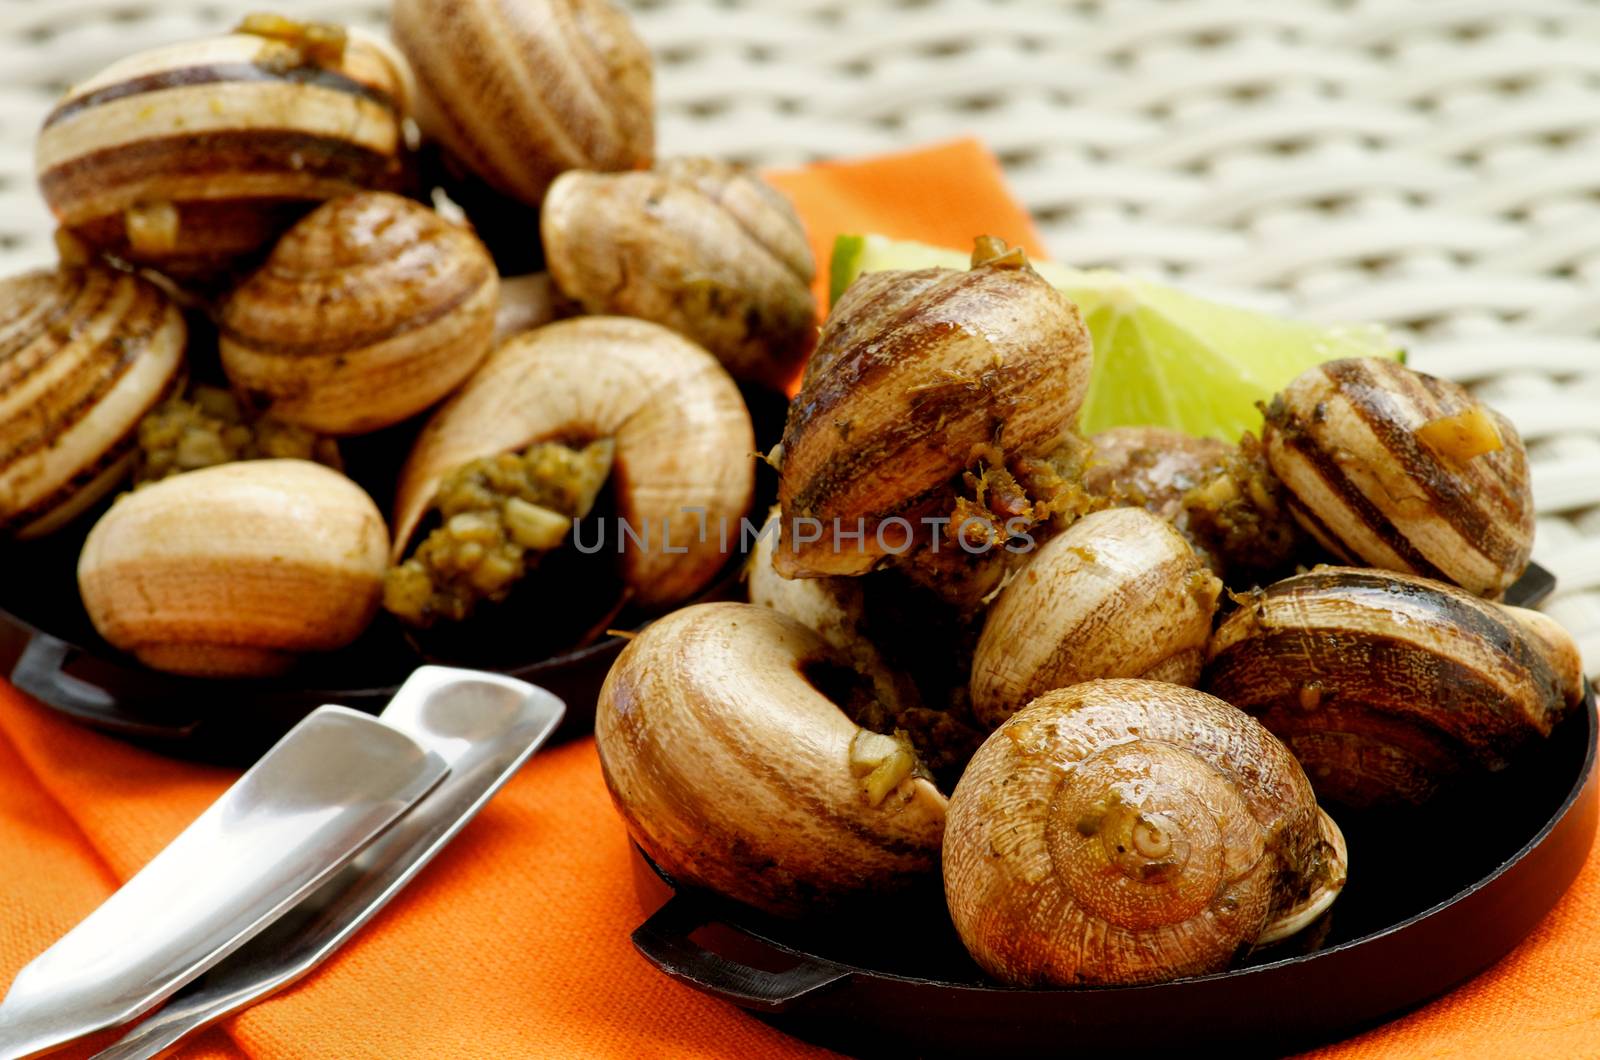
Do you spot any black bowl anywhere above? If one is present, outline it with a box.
[628,669,1596,1058]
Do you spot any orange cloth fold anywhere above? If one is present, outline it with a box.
[2,139,1597,1059]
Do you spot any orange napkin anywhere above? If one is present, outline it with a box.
[2,139,1597,1060]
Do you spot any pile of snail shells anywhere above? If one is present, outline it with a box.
[596,242,1589,989]
[10,4,801,678]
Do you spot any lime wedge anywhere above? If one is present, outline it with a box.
[830,234,1403,442]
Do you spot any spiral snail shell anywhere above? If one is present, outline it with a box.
[775,243,1093,579]
[36,20,414,280]
[78,460,389,678]
[542,157,817,389]
[392,317,754,608]
[1204,567,1586,809]
[0,265,186,538]
[969,507,1222,729]
[596,602,948,916]
[943,679,1347,986]
[219,192,498,435]
[1261,357,1534,598]
[391,0,653,209]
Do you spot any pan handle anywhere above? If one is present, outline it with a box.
[9,631,201,738]
[631,895,851,1013]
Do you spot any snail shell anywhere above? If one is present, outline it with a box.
[944,679,1347,986]
[970,507,1222,729]
[542,157,817,388]
[596,602,948,916]
[1204,566,1585,808]
[1262,357,1534,598]
[1084,426,1231,522]
[391,0,652,208]
[392,317,754,608]
[36,25,413,280]
[775,249,1093,578]
[219,192,498,434]
[0,265,185,538]
[78,460,389,677]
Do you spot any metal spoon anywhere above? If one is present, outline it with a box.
[0,706,449,1060]
[89,667,565,1060]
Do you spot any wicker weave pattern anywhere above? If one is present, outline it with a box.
[1,0,1596,675]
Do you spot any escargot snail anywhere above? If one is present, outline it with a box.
[1083,426,1231,522]
[391,0,652,209]
[944,679,1347,986]
[219,192,499,434]
[0,265,186,538]
[969,507,1222,729]
[386,317,755,625]
[78,460,389,677]
[1204,566,1586,809]
[36,17,414,281]
[596,602,948,917]
[1261,357,1534,598]
[775,239,1094,580]
[543,157,818,389]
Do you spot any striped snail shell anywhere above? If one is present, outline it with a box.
[542,157,817,389]
[1204,567,1586,809]
[36,21,414,281]
[391,0,653,209]
[969,507,1222,729]
[78,460,389,678]
[219,192,498,435]
[775,243,1093,578]
[392,317,754,608]
[596,602,948,917]
[944,679,1347,986]
[0,265,185,538]
[1261,357,1534,598]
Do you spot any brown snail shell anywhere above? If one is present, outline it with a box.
[391,0,653,209]
[943,678,1347,986]
[542,157,817,388]
[219,192,498,435]
[0,265,186,538]
[596,602,948,917]
[775,246,1093,579]
[392,317,754,608]
[1204,566,1586,809]
[36,23,414,280]
[78,460,389,677]
[970,507,1222,729]
[1262,357,1534,598]
[1084,426,1231,522]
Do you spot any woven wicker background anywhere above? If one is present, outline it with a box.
[0,0,1596,677]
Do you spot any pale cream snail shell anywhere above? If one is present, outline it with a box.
[78,460,389,678]
[391,0,652,208]
[37,19,414,280]
[775,241,1093,579]
[392,317,754,609]
[219,192,498,434]
[596,602,948,916]
[969,507,1222,729]
[542,157,817,389]
[944,679,1348,986]
[0,265,185,538]
[1261,357,1534,598]
[1204,566,1586,808]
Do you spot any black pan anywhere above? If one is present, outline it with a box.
[625,566,1592,1058]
